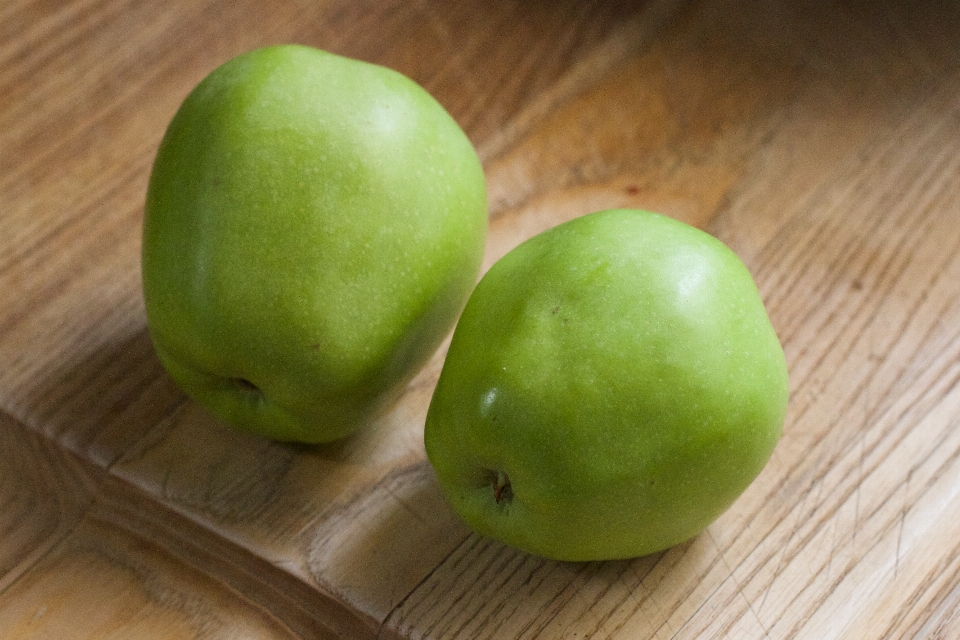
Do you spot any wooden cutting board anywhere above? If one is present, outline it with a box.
[4,0,960,637]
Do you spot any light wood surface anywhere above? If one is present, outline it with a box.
[4,0,960,638]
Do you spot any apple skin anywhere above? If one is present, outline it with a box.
[424,209,788,561]
[142,45,487,443]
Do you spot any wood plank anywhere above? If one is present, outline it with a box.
[0,503,308,639]
[0,412,103,593]
[4,0,960,637]
[109,380,468,636]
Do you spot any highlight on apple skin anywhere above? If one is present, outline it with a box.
[425,209,788,562]
[142,45,488,443]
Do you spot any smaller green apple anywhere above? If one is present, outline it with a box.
[142,45,487,443]
[425,209,788,561]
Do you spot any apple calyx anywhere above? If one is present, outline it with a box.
[231,377,261,395]
[492,470,513,504]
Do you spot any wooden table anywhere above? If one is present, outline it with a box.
[4,0,960,637]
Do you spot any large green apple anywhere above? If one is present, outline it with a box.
[425,209,788,561]
[142,45,487,443]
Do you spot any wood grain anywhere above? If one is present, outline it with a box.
[0,499,310,640]
[4,0,960,637]
[109,382,470,633]
[0,412,103,594]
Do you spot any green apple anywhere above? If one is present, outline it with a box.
[142,45,487,443]
[425,209,788,561]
